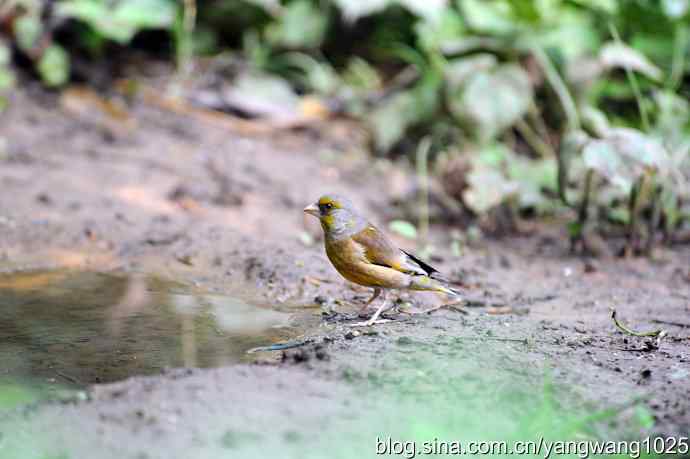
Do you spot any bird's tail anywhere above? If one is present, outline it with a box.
[410,276,462,298]
[437,284,462,298]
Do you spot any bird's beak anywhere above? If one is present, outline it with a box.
[303,203,320,218]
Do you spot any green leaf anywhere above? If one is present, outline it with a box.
[415,7,464,52]
[463,162,518,214]
[37,45,69,87]
[655,91,690,144]
[580,106,610,137]
[369,91,416,152]
[533,8,600,61]
[662,0,689,19]
[389,220,418,239]
[443,54,497,88]
[0,68,14,91]
[397,0,448,23]
[0,43,9,66]
[507,156,558,210]
[449,64,532,143]
[461,0,516,35]
[583,140,633,192]
[332,0,389,22]
[333,0,448,23]
[115,0,176,29]
[0,42,13,91]
[242,0,281,14]
[582,128,669,192]
[57,0,176,44]
[283,53,340,94]
[266,0,327,49]
[14,15,41,52]
[368,72,441,152]
[342,57,382,92]
[600,42,663,81]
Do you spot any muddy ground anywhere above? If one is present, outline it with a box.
[0,85,689,458]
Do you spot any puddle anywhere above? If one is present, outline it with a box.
[0,270,317,387]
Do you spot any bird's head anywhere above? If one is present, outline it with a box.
[304,194,366,239]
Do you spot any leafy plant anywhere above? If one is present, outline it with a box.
[2,0,690,250]
[2,0,178,87]
[55,0,177,44]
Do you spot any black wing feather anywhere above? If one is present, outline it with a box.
[401,250,439,276]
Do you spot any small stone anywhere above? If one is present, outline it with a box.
[344,330,360,340]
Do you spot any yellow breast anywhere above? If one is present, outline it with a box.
[324,237,409,288]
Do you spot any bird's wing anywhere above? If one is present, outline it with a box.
[350,225,437,276]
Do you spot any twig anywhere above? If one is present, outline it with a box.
[347,319,394,327]
[610,308,664,337]
[54,369,82,385]
[651,319,690,328]
[453,336,548,344]
[246,337,315,353]
[413,301,469,315]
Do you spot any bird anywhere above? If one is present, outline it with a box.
[303,194,461,326]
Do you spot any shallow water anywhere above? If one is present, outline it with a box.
[0,270,316,387]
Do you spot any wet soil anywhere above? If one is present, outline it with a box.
[0,86,689,458]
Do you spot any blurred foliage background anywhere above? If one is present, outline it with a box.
[1,0,690,253]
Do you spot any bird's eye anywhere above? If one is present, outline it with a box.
[319,202,334,213]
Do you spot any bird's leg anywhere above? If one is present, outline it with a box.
[349,290,392,327]
[357,287,381,317]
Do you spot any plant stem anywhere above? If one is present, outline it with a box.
[626,178,642,257]
[178,0,197,82]
[578,170,594,229]
[531,44,580,212]
[645,183,661,255]
[608,23,650,132]
[530,44,580,131]
[515,118,554,158]
[416,136,432,245]
[669,24,687,91]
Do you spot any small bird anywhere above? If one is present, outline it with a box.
[304,194,461,326]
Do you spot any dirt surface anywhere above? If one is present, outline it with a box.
[1,86,689,458]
